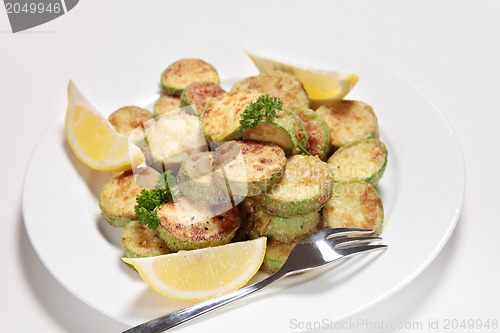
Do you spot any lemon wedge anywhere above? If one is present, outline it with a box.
[64,81,145,172]
[123,237,267,302]
[245,51,359,108]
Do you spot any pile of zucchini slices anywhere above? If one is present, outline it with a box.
[98,58,388,274]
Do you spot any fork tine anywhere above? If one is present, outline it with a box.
[323,227,375,239]
[335,244,388,257]
[329,236,382,248]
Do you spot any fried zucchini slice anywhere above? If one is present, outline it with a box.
[121,221,172,258]
[291,106,330,160]
[316,100,379,151]
[160,58,220,95]
[108,106,153,143]
[133,166,162,189]
[200,90,262,142]
[247,70,309,109]
[242,121,295,156]
[259,237,295,274]
[322,180,384,235]
[253,205,319,243]
[153,95,181,117]
[179,81,225,114]
[254,155,334,217]
[231,76,256,92]
[156,196,241,251]
[242,109,307,156]
[177,151,230,205]
[248,232,311,274]
[214,140,287,197]
[327,139,388,186]
[140,109,207,172]
[285,108,309,151]
[99,168,159,227]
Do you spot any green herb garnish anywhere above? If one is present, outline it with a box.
[240,94,312,156]
[135,170,180,230]
[240,95,283,129]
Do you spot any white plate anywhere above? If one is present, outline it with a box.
[22,37,464,331]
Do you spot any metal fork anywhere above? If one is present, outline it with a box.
[123,228,387,333]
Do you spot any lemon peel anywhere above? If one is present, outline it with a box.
[245,51,359,108]
[64,80,145,172]
[123,237,267,302]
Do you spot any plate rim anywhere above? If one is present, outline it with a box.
[21,38,466,329]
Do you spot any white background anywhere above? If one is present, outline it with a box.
[1,1,499,332]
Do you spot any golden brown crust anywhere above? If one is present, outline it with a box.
[121,221,171,258]
[154,95,181,116]
[291,106,330,160]
[200,90,262,142]
[316,100,378,149]
[214,140,286,183]
[99,170,142,219]
[327,138,387,185]
[231,77,256,92]
[157,197,240,242]
[322,181,384,234]
[181,81,225,113]
[247,70,309,109]
[161,58,220,95]
[108,106,153,137]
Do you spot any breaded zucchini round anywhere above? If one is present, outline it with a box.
[327,139,388,186]
[156,196,241,251]
[284,108,309,152]
[231,76,256,92]
[153,95,181,117]
[214,140,287,197]
[99,168,155,227]
[247,232,311,274]
[242,109,307,156]
[121,221,172,258]
[247,70,310,109]
[200,90,262,142]
[322,180,384,235]
[259,238,295,274]
[254,155,334,217]
[177,151,230,205]
[134,168,161,191]
[291,106,330,160]
[141,109,207,172]
[108,106,153,143]
[179,81,225,114]
[253,205,319,243]
[161,58,220,95]
[316,100,379,151]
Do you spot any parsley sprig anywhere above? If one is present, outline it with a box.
[239,94,311,156]
[135,170,180,230]
[240,95,283,129]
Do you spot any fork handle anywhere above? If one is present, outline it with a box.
[123,271,286,333]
